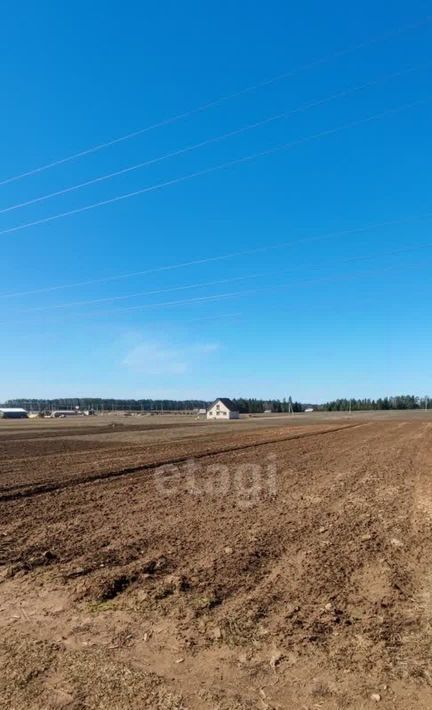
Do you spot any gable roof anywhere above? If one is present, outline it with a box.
[208,398,238,412]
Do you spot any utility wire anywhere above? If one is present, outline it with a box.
[0,63,427,216]
[9,238,432,314]
[86,259,432,316]
[0,96,428,237]
[0,259,429,328]
[2,209,432,299]
[11,259,425,326]
[0,13,430,188]
[0,309,243,329]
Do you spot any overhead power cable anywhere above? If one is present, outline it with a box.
[0,63,427,216]
[1,209,432,299]
[0,13,430,187]
[0,259,429,328]
[0,96,428,237]
[13,260,425,325]
[10,238,432,314]
[0,309,243,329]
[86,259,432,316]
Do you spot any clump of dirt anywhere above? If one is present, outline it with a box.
[6,549,57,578]
[92,573,137,602]
[74,556,172,602]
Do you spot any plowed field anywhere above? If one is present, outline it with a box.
[1,414,431,709]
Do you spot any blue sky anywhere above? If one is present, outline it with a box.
[1,0,431,402]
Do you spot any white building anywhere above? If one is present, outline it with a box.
[0,407,28,419]
[50,410,79,418]
[207,398,240,420]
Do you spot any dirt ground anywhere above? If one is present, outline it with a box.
[1,411,432,709]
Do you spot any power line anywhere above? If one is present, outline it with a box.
[0,309,243,330]
[0,63,426,217]
[0,257,429,329]
[2,209,432,299]
[0,96,428,237]
[9,238,432,314]
[0,13,430,188]
[14,273,273,312]
[85,259,432,316]
[8,259,426,327]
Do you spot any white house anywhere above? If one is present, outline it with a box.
[207,398,240,420]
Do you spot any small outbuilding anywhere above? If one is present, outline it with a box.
[50,410,79,418]
[0,408,28,419]
[207,398,240,420]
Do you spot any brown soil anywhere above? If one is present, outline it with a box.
[1,414,432,708]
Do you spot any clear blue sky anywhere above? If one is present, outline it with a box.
[1,0,431,402]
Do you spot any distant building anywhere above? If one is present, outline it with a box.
[0,408,28,419]
[207,398,240,420]
[50,410,79,418]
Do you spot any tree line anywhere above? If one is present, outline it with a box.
[231,398,304,413]
[3,397,303,413]
[2,395,429,413]
[2,398,208,412]
[317,395,429,411]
